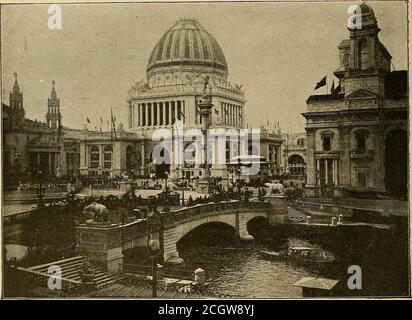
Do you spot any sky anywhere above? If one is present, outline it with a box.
[1,1,408,133]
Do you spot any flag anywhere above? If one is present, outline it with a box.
[86,117,91,124]
[332,83,342,95]
[314,76,327,90]
[111,108,117,141]
[330,80,335,94]
[100,116,103,123]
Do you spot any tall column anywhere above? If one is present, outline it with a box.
[339,126,351,187]
[304,127,316,197]
[137,104,140,127]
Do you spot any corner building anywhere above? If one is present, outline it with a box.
[303,3,407,198]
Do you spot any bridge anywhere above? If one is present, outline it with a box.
[75,200,278,272]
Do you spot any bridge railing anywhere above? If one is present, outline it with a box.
[170,200,269,223]
[3,210,34,225]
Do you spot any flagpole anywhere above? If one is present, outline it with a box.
[326,77,328,95]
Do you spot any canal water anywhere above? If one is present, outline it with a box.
[179,238,322,298]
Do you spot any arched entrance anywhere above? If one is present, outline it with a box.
[150,147,171,179]
[385,129,407,198]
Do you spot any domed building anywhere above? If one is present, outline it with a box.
[79,18,285,182]
[128,18,248,179]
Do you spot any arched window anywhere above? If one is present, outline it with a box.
[184,143,196,168]
[288,154,306,176]
[103,145,112,169]
[90,146,99,168]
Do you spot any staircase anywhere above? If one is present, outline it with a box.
[28,256,119,289]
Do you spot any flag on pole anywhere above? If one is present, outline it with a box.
[100,116,103,123]
[111,108,117,141]
[314,76,327,90]
[332,83,342,95]
[86,117,91,124]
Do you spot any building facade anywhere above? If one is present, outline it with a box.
[2,75,81,187]
[303,3,407,198]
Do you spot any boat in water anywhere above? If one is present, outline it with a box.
[258,246,335,265]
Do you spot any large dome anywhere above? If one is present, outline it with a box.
[147,18,228,77]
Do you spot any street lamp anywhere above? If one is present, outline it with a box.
[130,169,136,197]
[36,170,45,207]
[146,206,163,297]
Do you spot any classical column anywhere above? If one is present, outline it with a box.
[304,127,316,197]
[137,104,140,127]
[339,126,351,187]
[157,102,161,126]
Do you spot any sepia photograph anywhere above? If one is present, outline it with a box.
[1,0,409,301]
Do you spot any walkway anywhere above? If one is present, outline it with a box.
[90,283,208,298]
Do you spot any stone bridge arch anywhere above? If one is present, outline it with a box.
[163,210,269,263]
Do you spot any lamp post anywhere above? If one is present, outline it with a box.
[146,206,163,297]
[36,170,45,207]
[130,169,136,197]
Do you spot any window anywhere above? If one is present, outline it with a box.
[103,145,112,169]
[356,135,366,151]
[297,138,305,146]
[322,136,332,151]
[359,39,369,70]
[90,146,99,168]
[355,130,368,152]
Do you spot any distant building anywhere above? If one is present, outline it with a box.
[2,74,81,187]
[303,3,407,198]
